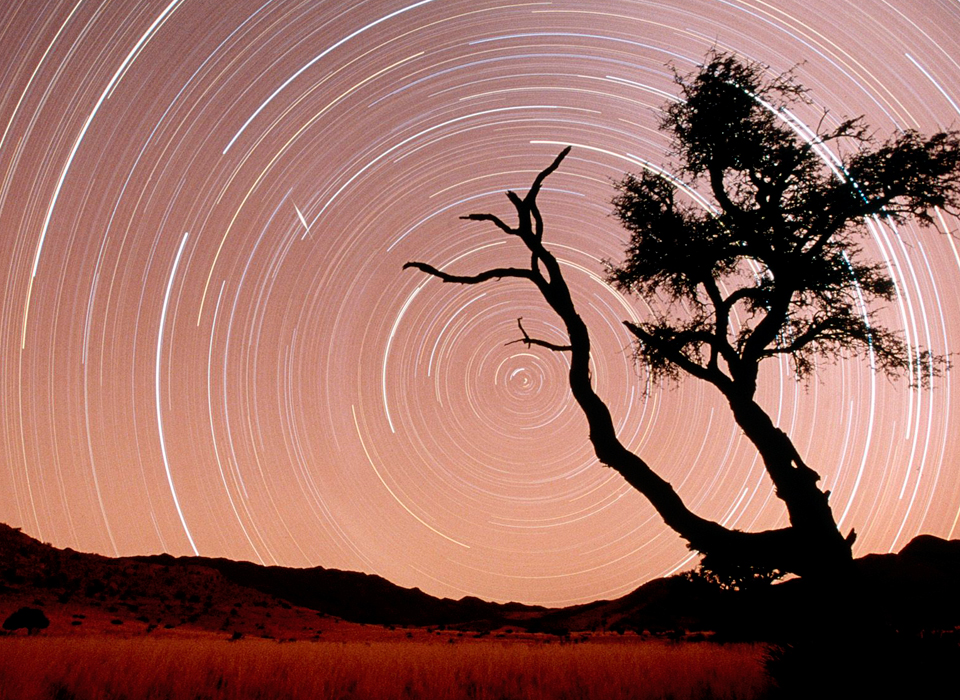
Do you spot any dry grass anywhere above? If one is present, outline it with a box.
[0,636,769,700]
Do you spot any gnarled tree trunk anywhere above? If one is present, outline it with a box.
[406,148,854,581]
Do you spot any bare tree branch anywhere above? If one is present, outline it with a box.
[505,317,572,352]
[459,212,517,236]
[402,261,534,284]
[528,145,572,202]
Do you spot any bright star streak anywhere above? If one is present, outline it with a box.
[156,232,198,555]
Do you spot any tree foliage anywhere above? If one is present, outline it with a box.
[685,556,785,594]
[608,55,959,392]
[405,53,960,580]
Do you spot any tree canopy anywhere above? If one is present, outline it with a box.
[609,54,959,394]
[405,53,960,581]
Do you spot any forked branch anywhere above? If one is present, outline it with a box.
[506,318,572,352]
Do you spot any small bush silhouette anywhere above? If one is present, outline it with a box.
[3,607,49,635]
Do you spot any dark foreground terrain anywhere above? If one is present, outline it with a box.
[1,523,957,698]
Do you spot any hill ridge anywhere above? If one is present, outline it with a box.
[2,522,959,639]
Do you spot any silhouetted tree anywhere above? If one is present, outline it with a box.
[405,53,960,581]
[3,606,49,635]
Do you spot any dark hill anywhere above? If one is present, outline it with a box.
[2,522,959,638]
[133,553,545,627]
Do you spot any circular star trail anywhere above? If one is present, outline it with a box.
[1,0,959,605]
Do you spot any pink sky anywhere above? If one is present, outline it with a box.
[1,0,959,605]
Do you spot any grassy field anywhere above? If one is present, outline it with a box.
[0,636,770,700]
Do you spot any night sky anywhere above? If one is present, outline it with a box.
[2,0,959,605]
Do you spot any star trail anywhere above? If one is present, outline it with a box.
[1,0,959,605]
